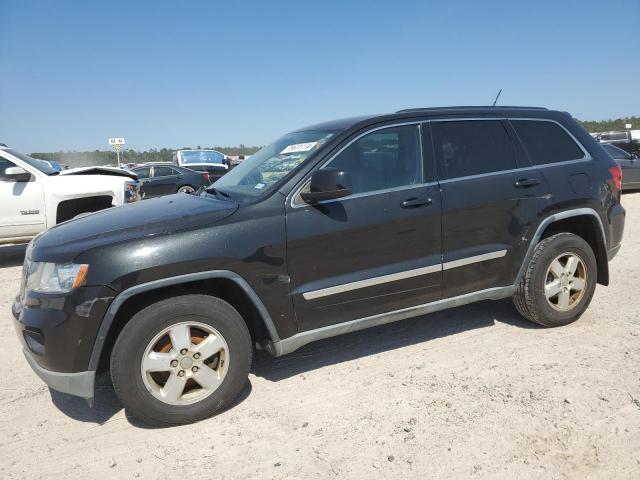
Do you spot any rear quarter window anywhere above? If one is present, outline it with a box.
[511,120,585,166]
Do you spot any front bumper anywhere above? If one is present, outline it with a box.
[13,284,116,399]
[22,347,95,398]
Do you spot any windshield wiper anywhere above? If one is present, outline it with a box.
[203,186,230,200]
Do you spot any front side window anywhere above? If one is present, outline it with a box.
[511,120,585,165]
[4,149,56,175]
[0,157,17,176]
[432,120,515,180]
[323,125,422,194]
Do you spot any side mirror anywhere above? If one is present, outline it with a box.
[300,169,352,204]
[3,166,31,182]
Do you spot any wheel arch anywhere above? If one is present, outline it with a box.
[517,208,609,287]
[88,270,280,372]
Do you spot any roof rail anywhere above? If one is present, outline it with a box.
[396,106,548,113]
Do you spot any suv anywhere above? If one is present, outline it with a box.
[0,147,141,244]
[14,107,625,425]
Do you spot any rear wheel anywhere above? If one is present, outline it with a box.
[177,185,195,194]
[110,294,252,426]
[512,233,597,327]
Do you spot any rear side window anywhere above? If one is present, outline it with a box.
[153,166,175,177]
[431,120,516,180]
[511,120,585,166]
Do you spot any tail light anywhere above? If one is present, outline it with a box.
[202,172,210,182]
[609,165,622,191]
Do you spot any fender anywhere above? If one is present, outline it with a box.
[514,207,607,285]
[87,270,281,371]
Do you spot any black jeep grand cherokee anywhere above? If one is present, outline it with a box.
[14,107,625,425]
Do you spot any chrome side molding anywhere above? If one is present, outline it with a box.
[302,249,507,301]
[268,285,514,357]
[302,264,441,300]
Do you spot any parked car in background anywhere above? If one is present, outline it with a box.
[173,149,229,180]
[131,164,211,198]
[0,146,140,244]
[14,106,625,425]
[595,130,640,156]
[601,143,640,189]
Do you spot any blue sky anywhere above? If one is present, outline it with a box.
[1,0,638,152]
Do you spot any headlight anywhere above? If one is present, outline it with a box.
[25,262,89,293]
[125,180,141,203]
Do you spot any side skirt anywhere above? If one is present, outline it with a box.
[267,285,515,357]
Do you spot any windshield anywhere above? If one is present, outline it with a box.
[179,150,225,165]
[211,130,336,200]
[5,149,57,175]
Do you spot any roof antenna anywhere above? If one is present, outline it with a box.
[492,88,502,107]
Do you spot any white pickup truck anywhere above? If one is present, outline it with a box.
[0,146,141,244]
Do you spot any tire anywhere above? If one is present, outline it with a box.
[110,294,252,426]
[512,233,597,327]
[177,185,195,194]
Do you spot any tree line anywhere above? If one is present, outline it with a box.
[575,116,639,133]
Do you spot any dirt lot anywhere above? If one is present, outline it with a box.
[1,194,639,480]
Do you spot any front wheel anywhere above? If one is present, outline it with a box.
[110,295,252,426]
[512,233,597,327]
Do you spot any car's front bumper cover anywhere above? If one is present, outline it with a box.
[22,347,95,398]
[13,282,116,400]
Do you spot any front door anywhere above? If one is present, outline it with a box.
[285,123,442,331]
[0,156,45,239]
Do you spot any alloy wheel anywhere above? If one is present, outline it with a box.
[140,321,229,405]
[544,252,588,312]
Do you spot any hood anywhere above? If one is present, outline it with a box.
[59,166,138,179]
[30,193,239,262]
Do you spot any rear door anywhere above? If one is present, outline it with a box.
[286,123,442,331]
[431,119,549,298]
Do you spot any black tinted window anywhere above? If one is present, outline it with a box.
[511,120,584,165]
[134,167,150,178]
[0,157,17,175]
[153,166,175,177]
[325,125,422,194]
[432,121,515,179]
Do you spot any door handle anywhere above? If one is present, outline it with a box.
[401,197,432,208]
[514,178,540,188]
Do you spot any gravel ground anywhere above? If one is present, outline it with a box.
[1,193,639,479]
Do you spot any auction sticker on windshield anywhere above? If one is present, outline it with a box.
[280,142,318,155]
